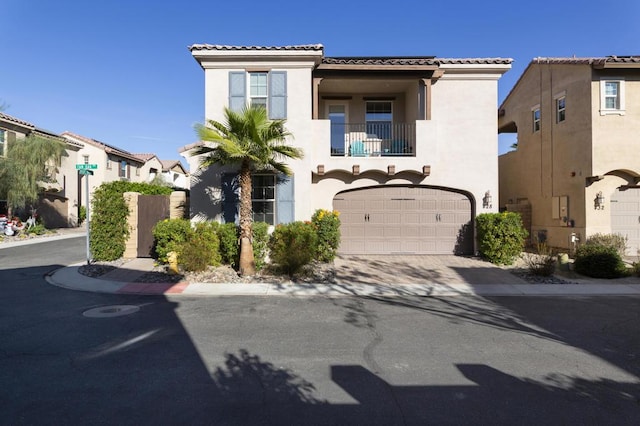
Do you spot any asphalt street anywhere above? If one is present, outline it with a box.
[1,237,639,425]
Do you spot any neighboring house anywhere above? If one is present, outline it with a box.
[498,56,640,254]
[181,44,512,255]
[0,112,83,227]
[160,160,189,189]
[133,153,165,183]
[62,132,146,211]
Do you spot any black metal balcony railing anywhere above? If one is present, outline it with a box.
[330,123,416,157]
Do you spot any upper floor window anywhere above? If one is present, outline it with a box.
[229,71,287,119]
[600,79,625,115]
[119,160,128,178]
[556,96,566,123]
[532,107,541,132]
[82,154,89,164]
[0,129,5,157]
[366,101,393,140]
[106,157,112,169]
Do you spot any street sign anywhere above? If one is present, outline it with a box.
[78,170,94,175]
[76,164,98,170]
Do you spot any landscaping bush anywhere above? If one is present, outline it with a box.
[311,209,341,262]
[476,212,528,265]
[573,244,628,279]
[152,218,194,263]
[178,235,214,272]
[193,221,222,267]
[217,222,240,267]
[78,205,86,225]
[584,233,628,257]
[251,221,269,271]
[268,221,318,276]
[90,181,172,261]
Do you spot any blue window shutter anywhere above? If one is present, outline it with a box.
[229,72,246,112]
[221,173,240,224]
[276,173,294,224]
[269,71,287,119]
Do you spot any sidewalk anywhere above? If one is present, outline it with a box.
[44,256,640,298]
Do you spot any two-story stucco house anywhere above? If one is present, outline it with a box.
[182,44,512,255]
[498,56,640,255]
[0,112,82,227]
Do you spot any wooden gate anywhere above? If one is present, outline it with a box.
[137,195,170,257]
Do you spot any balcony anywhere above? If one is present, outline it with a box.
[330,123,416,157]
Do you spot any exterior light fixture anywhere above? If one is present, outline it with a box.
[594,191,605,210]
[482,191,492,209]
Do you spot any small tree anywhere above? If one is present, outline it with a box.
[0,133,65,218]
[191,106,303,276]
[476,212,528,265]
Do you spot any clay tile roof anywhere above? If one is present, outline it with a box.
[189,44,324,52]
[62,131,143,163]
[533,56,640,65]
[133,153,157,162]
[322,57,513,66]
[0,112,35,128]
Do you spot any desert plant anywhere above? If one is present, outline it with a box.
[268,221,318,277]
[217,222,240,267]
[523,243,556,276]
[476,212,528,265]
[574,244,628,279]
[152,218,194,263]
[584,233,628,257]
[311,209,341,262]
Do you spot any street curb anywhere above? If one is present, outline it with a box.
[0,232,86,249]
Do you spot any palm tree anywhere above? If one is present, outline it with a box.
[192,105,303,276]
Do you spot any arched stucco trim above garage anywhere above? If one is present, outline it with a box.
[332,184,476,255]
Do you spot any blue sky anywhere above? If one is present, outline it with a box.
[2,0,639,167]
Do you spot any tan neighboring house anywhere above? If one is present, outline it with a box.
[62,132,146,211]
[181,44,511,255]
[0,112,83,227]
[498,56,640,255]
[133,153,164,183]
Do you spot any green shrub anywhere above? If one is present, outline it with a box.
[574,244,628,279]
[476,212,528,265]
[26,222,47,236]
[78,205,86,225]
[585,233,628,257]
[152,218,194,263]
[633,262,640,277]
[178,235,214,272]
[217,222,240,267]
[252,222,269,271]
[269,221,318,276]
[311,209,341,262]
[193,221,222,267]
[90,181,173,261]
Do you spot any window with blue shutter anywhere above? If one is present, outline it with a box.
[276,173,294,224]
[229,72,246,112]
[269,71,287,119]
[221,173,240,224]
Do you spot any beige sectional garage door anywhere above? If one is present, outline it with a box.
[611,188,640,256]
[333,186,472,255]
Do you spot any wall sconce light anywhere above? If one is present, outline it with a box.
[594,191,605,210]
[482,191,492,209]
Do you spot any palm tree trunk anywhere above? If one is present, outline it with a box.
[238,162,256,276]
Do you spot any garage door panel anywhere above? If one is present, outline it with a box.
[334,187,472,255]
[611,189,640,256]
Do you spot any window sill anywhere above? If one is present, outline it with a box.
[599,109,626,116]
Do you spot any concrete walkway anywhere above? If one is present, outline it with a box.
[44,255,640,298]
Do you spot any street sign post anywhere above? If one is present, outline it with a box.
[76,163,97,264]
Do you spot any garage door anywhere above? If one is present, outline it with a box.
[611,188,640,256]
[333,186,472,255]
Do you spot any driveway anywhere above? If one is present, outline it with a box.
[334,255,528,286]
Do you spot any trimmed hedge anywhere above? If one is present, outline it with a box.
[476,212,528,265]
[312,209,341,262]
[268,221,318,276]
[574,244,628,279]
[90,181,172,261]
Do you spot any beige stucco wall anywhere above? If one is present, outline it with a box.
[191,50,508,225]
[499,63,640,248]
